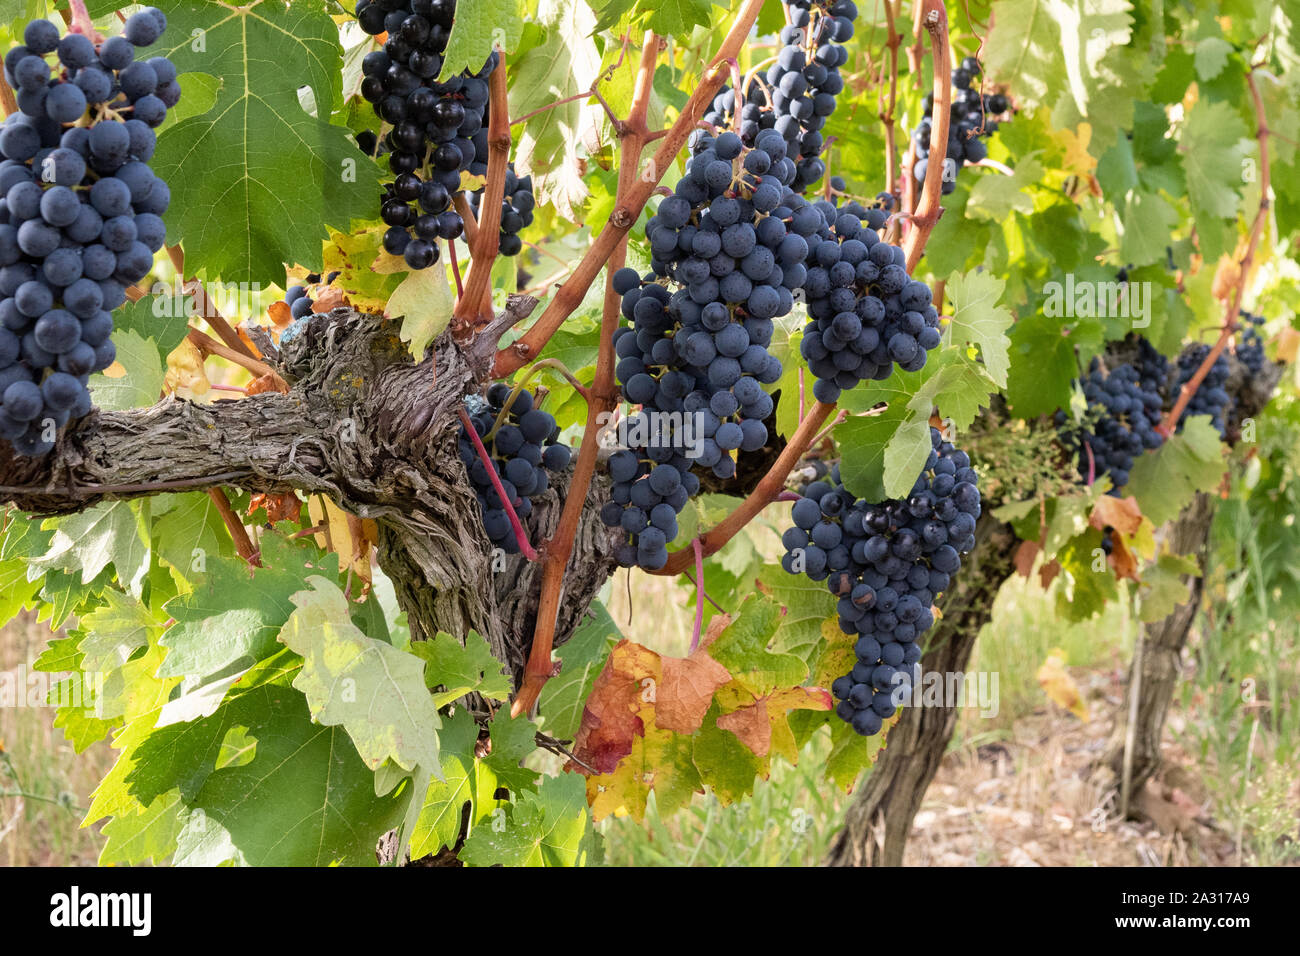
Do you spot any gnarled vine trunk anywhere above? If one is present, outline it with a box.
[0,305,618,675]
[1089,492,1214,805]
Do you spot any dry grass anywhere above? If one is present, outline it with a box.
[0,611,112,867]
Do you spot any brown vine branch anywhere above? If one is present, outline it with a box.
[903,0,952,273]
[1158,68,1272,436]
[880,0,903,198]
[510,32,662,718]
[207,487,260,566]
[457,52,511,325]
[186,328,278,380]
[491,0,767,378]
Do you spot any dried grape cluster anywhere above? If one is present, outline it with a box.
[779,430,980,736]
[911,56,1009,195]
[0,10,175,456]
[458,384,572,553]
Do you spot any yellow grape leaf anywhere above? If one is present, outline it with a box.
[386,261,454,360]
[164,339,210,396]
[715,685,832,761]
[320,226,403,313]
[308,497,376,582]
[1054,121,1097,179]
[1036,648,1088,721]
[585,723,701,823]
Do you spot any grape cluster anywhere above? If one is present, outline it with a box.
[1236,312,1266,377]
[0,11,175,456]
[797,198,940,403]
[600,442,701,571]
[779,429,980,736]
[1175,343,1231,437]
[604,128,820,566]
[912,57,1009,195]
[1059,352,1166,491]
[356,0,499,269]
[457,383,572,553]
[466,164,534,257]
[700,0,855,192]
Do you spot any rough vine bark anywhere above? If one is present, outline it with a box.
[825,513,1019,866]
[0,305,617,674]
[1089,492,1213,803]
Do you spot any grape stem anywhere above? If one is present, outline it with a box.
[902,0,952,273]
[67,0,102,44]
[879,0,904,197]
[1157,67,1272,437]
[456,406,539,561]
[186,329,279,382]
[690,537,705,653]
[207,488,261,566]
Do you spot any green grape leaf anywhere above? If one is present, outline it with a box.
[77,588,165,674]
[153,1,382,283]
[460,772,590,867]
[482,710,541,793]
[944,269,1015,388]
[410,629,511,707]
[167,687,408,866]
[32,501,152,599]
[1005,311,1104,419]
[536,602,621,740]
[410,709,501,861]
[280,575,441,780]
[112,294,191,361]
[510,0,603,218]
[1126,417,1226,525]
[966,154,1043,222]
[1180,99,1253,220]
[159,536,321,681]
[1193,36,1233,81]
[707,595,808,696]
[99,790,183,867]
[151,492,231,582]
[438,0,526,79]
[756,563,838,666]
[89,329,164,412]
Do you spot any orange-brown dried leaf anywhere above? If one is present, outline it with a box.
[1090,494,1142,536]
[268,300,293,329]
[716,686,832,760]
[1108,531,1141,582]
[656,648,731,735]
[311,286,347,313]
[569,639,662,775]
[248,491,301,523]
[245,372,288,395]
[1038,559,1062,589]
[1014,538,1041,579]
